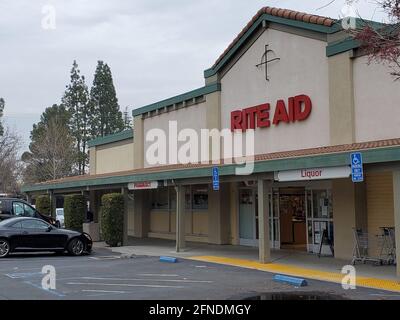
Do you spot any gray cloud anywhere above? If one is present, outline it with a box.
[0,0,387,152]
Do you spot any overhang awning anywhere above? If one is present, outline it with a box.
[21,138,400,193]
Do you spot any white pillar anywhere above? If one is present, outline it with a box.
[258,179,271,263]
[175,185,186,252]
[393,171,400,277]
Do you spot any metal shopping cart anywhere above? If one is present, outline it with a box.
[378,227,396,265]
[352,228,382,265]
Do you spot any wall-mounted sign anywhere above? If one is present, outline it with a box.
[128,181,159,190]
[231,94,312,131]
[350,152,364,183]
[212,167,220,191]
[275,166,351,182]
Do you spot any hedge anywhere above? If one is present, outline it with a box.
[35,195,51,216]
[64,195,86,232]
[101,193,124,247]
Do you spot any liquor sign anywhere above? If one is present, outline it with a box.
[275,166,351,182]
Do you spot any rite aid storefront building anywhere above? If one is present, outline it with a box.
[23,7,400,271]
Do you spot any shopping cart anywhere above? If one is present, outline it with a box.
[378,227,396,265]
[352,228,382,265]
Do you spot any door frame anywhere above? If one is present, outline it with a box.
[237,185,281,249]
[238,187,258,247]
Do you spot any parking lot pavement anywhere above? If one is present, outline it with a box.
[0,248,400,300]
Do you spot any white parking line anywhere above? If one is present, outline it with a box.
[67,282,184,289]
[137,274,179,277]
[82,289,128,294]
[89,256,121,260]
[81,276,213,283]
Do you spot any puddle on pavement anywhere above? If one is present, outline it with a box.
[244,291,348,300]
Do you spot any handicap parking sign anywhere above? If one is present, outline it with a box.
[212,167,220,191]
[350,153,364,183]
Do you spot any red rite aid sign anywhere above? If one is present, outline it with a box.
[230,94,312,131]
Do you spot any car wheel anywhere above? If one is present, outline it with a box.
[0,239,10,258]
[68,238,85,256]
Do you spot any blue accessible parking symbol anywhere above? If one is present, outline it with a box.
[351,152,364,183]
[212,167,220,191]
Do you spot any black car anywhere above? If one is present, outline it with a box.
[0,217,92,258]
[0,198,57,226]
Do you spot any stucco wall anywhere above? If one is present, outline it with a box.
[354,57,400,142]
[366,172,394,256]
[221,28,330,155]
[95,139,134,174]
[143,102,207,168]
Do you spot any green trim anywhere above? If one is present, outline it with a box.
[21,146,400,193]
[326,37,360,57]
[132,83,221,118]
[88,130,133,148]
[204,14,340,79]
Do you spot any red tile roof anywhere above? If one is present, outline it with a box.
[28,138,400,187]
[212,6,336,69]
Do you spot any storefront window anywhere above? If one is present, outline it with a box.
[151,188,169,210]
[192,185,208,210]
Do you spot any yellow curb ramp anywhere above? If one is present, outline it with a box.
[188,255,400,293]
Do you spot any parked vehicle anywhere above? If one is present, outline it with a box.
[55,208,65,228]
[0,217,92,258]
[0,198,57,227]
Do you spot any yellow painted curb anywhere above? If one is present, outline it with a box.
[188,255,400,293]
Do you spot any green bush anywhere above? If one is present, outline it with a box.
[64,195,86,232]
[35,195,51,216]
[101,193,124,247]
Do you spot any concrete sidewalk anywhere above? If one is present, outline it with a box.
[103,238,400,292]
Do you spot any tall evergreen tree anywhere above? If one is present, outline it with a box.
[0,98,5,136]
[62,61,91,175]
[90,61,124,137]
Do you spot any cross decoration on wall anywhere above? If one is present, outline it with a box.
[256,44,280,81]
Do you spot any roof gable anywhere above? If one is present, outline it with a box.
[204,6,340,79]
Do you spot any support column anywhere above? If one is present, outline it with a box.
[258,179,271,264]
[26,193,32,204]
[393,171,400,277]
[175,185,186,252]
[122,187,129,246]
[49,191,56,218]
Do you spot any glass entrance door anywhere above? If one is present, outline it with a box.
[239,187,280,248]
[239,188,257,246]
[269,189,280,249]
[306,189,334,255]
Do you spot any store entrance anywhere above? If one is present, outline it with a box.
[279,188,307,251]
[238,183,334,255]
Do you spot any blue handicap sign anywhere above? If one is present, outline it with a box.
[350,153,364,183]
[212,167,219,191]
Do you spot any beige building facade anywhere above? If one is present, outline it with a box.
[23,7,400,276]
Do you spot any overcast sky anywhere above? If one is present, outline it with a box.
[0,0,389,152]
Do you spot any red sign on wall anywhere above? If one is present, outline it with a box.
[231,94,312,131]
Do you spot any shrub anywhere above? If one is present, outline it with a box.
[35,195,51,216]
[101,193,124,247]
[64,195,86,232]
